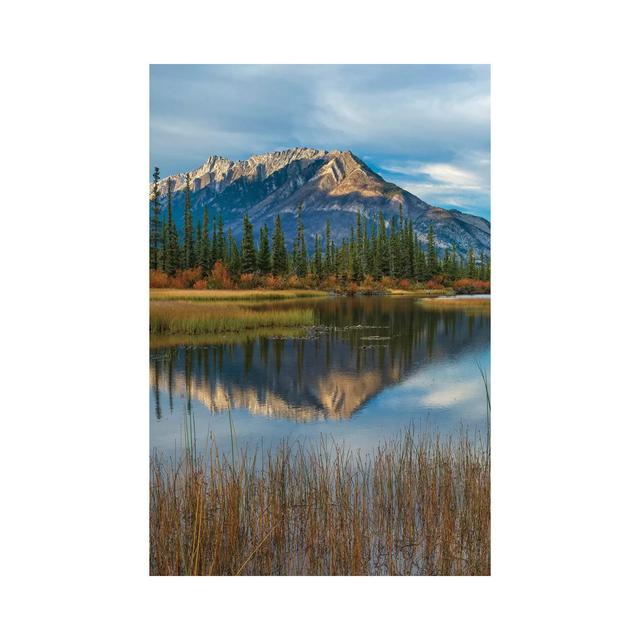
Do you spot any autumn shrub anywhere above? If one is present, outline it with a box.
[379,276,395,289]
[263,274,283,289]
[451,278,490,294]
[320,275,338,290]
[398,278,411,290]
[208,261,233,289]
[192,278,208,290]
[150,270,171,288]
[239,273,258,289]
[345,281,359,296]
[287,274,302,289]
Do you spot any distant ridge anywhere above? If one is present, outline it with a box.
[151,147,490,255]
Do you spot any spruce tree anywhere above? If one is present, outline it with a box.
[293,204,307,278]
[182,173,194,269]
[466,248,476,278]
[257,224,271,275]
[271,215,288,276]
[194,220,202,271]
[324,219,332,276]
[150,167,161,270]
[377,212,390,276]
[313,234,323,279]
[240,214,257,273]
[164,179,178,275]
[216,214,225,264]
[426,224,438,279]
[227,230,241,277]
[201,207,210,272]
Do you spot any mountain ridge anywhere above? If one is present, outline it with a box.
[151,147,490,255]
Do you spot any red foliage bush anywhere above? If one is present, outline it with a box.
[208,261,233,289]
[239,273,257,289]
[286,274,302,289]
[263,274,283,289]
[192,278,208,290]
[346,281,359,296]
[451,279,490,294]
[150,270,171,288]
[398,278,411,290]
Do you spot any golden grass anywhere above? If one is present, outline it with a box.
[386,288,454,297]
[418,296,491,312]
[150,300,315,334]
[150,288,329,302]
[150,430,490,576]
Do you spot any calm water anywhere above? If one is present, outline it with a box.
[149,297,490,457]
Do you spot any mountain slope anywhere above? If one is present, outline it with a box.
[151,147,490,255]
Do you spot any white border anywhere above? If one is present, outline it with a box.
[2,1,639,638]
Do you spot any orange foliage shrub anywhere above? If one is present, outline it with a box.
[150,270,171,288]
[346,281,359,296]
[286,274,302,289]
[379,276,395,289]
[398,278,411,290]
[239,273,258,289]
[264,274,284,289]
[451,279,490,294]
[321,275,338,290]
[192,278,208,290]
[208,261,233,289]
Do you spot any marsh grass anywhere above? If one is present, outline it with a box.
[150,288,329,302]
[418,296,490,312]
[150,430,490,576]
[150,300,315,334]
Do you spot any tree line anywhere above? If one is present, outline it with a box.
[149,168,490,285]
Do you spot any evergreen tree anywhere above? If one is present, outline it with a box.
[194,220,202,271]
[466,248,477,278]
[271,215,288,276]
[182,173,194,268]
[200,207,210,272]
[257,224,271,275]
[377,212,390,276]
[163,179,178,275]
[426,224,439,279]
[216,214,225,264]
[312,234,323,279]
[324,219,332,276]
[227,229,241,277]
[240,214,257,273]
[150,167,161,270]
[293,203,307,278]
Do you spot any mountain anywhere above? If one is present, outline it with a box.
[151,147,490,255]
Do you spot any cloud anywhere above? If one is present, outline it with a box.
[150,64,490,218]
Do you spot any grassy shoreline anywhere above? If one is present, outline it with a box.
[150,288,329,302]
[150,429,490,576]
[150,300,314,334]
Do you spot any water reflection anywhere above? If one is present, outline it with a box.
[150,298,489,456]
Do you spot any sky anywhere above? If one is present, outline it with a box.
[150,65,490,219]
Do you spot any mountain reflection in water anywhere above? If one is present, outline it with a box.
[150,297,489,454]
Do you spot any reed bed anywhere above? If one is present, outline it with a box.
[150,301,315,334]
[418,296,490,312]
[150,430,490,576]
[150,288,328,302]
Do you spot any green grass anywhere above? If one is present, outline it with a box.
[150,300,315,334]
[150,288,329,302]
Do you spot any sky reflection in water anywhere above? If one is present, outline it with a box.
[149,297,490,457]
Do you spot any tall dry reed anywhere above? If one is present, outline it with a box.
[150,430,490,576]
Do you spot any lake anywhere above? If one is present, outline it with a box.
[149,296,490,458]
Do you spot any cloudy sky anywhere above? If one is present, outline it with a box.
[150,65,490,219]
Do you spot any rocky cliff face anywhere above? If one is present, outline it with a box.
[151,147,490,254]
